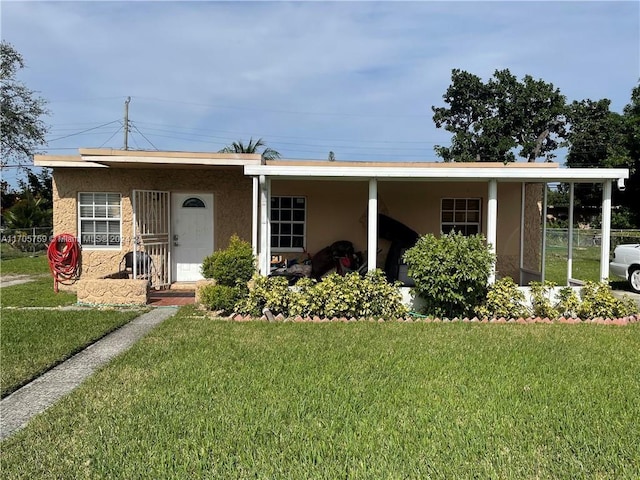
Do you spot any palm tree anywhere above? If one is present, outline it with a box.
[218,137,281,161]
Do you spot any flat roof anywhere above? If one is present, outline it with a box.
[34,149,262,168]
[245,163,629,185]
[33,149,629,187]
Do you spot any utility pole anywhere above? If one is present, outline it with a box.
[123,96,131,150]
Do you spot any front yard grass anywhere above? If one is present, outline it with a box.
[0,309,143,397]
[0,251,50,274]
[545,245,601,284]
[2,305,638,478]
[1,278,76,308]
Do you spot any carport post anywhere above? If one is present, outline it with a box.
[600,180,612,282]
[368,178,377,272]
[567,182,575,284]
[259,175,270,275]
[252,176,258,257]
[487,179,498,284]
[541,183,548,282]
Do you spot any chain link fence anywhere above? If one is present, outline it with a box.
[0,227,54,258]
[546,229,640,251]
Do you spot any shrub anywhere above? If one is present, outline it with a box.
[201,235,255,286]
[529,281,559,319]
[556,287,581,318]
[199,284,245,315]
[236,270,408,320]
[475,280,636,321]
[476,277,529,319]
[403,232,495,318]
[300,270,408,319]
[288,277,319,318]
[235,275,291,317]
[578,281,638,319]
[360,270,408,320]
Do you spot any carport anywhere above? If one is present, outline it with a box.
[245,161,629,286]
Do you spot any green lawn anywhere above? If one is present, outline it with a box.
[0,309,143,397]
[0,252,50,275]
[0,251,142,397]
[1,278,76,307]
[2,306,638,478]
[545,245,601,284]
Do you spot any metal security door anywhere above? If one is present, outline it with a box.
[132,190,170,288]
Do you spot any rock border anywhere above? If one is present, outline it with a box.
[214,310,640,326]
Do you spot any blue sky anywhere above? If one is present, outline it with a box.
[1,0,638,180]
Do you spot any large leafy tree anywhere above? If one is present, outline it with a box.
[1,41,49,168]
[565,85,640,227]
[433,68,567,162]
[218,137,281,161]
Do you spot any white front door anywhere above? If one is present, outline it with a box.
[171,193,214,282]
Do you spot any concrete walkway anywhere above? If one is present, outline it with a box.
[0,307,177,441]
[0,274,43,288]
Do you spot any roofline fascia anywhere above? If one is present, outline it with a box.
[243,165,629,183]
[81,155,261,166]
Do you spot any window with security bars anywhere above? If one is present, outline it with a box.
[271,196,306,250]
[78,193,122,247]
[441,198,481,236]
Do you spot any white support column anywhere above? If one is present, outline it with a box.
[487,179,498,284]
[519,182,525,284]
[600,180,612,282]
[266,178,271,275]
[567,182,575,284]
[252,176,258,257]
[541,183,548,282]
[367,178,378,272]
[259,175,269,275]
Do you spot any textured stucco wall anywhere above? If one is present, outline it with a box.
[77,278,148,305]
[52,167,252,279]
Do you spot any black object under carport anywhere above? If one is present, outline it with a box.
[377,213,419,283]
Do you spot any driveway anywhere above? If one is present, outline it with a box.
[612,289,640,312]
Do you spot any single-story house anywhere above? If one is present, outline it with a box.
[35,149,628,299]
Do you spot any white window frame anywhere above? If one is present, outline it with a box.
[441,197,482,236]
[270,196,306,252]
[78,192,122,249]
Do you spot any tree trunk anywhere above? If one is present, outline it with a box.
[529,129,550,162]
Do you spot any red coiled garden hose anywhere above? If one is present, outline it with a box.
[47,234,81,293]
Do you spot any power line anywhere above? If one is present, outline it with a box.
[48,96,128,104]
[47,120,121,142]
[98,126,124,148]
[130,123,159,151]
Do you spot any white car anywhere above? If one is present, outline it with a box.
[610,244,640,293]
